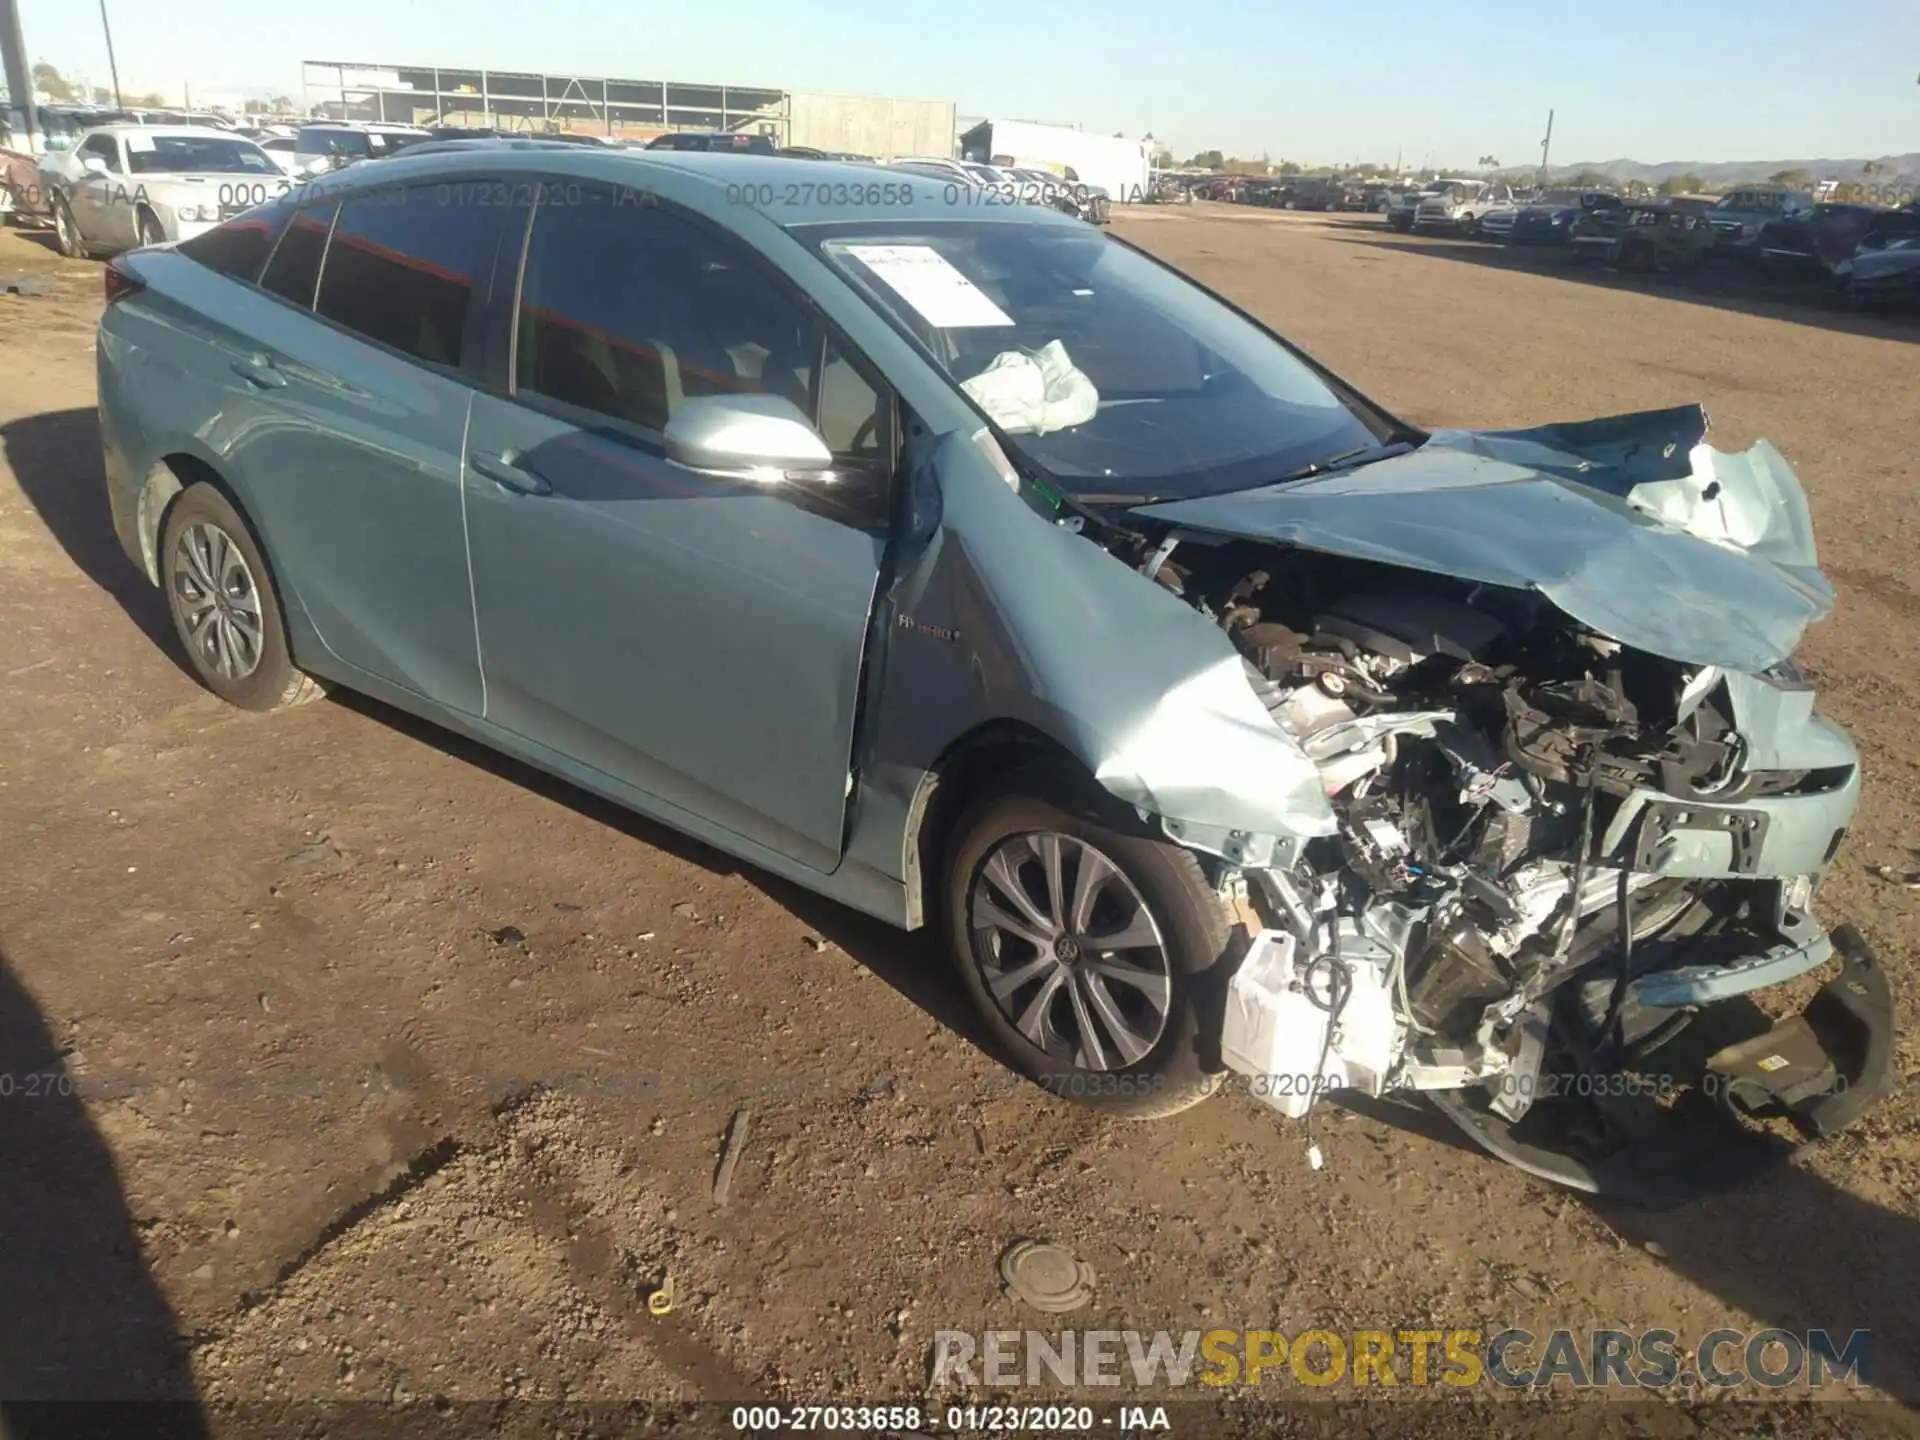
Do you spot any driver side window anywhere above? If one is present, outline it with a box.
[78,135,120,171]
[513,185,893,472]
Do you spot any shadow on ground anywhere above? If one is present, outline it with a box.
[0,944,208,1432]
[0,411,994,1057]
[325,688,996,1062]
[1344,1063,1920,1401]
[1,408,183,664]
[1324,224,1918,343]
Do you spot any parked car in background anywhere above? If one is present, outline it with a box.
[1414,180,1515,234]
[1507,189,1622,246]
[1387,179,1475,231]
[1705,186,1814,258]
[40,125,282,256]
[889,157,977,186]
[1756,202,1915,282]
[1476,205,1520,241]
[295,122,432,173]
[1239,179,1297,210]
[960,161,1022,188]
[645,131,777,155]
[3,103,131,160]
[92,145,1890,1200]
[1833,234,1920,309]
[253,135,304,177]
[779,146,876,162]
[1288,177,1361,211]
[1570,199,1714,272]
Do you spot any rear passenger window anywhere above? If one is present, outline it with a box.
[260,205,333,308]
[179,201,292,284]
[314,186,490,367]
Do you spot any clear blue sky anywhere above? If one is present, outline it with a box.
[20,0,1920,166]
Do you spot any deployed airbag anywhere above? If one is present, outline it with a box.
[961,340,1100,437]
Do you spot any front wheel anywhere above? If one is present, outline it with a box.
[943,769,1232,1119]
[53,195,85,258]
[160,483,323,712]
[134,208,165,249]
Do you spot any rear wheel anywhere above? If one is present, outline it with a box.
[942,767,1231,1119]
[160,483,322,712]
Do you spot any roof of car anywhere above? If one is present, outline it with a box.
[86,124,256,142]
[300,121,429,133]
[327,146,1083,229]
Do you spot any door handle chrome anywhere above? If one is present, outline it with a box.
[229,355,287,389]
[469,450,553,497]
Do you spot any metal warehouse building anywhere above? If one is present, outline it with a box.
[301,62,955,160]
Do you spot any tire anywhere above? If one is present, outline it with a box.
[135,208,165,249]
[52,195,85,258]
[159,482,322,712]
[942,765,1232,1119]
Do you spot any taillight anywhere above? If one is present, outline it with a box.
[104,259,146,305]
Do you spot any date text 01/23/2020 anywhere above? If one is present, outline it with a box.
[727,1404,1169,1432]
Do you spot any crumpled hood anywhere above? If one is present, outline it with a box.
[1134,405,1832,673]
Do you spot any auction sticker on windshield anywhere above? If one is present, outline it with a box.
[842,244,1015,328]
[126,133,155,152]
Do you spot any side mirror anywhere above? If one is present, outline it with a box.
[81,155,110,175]
[663,394,833,480]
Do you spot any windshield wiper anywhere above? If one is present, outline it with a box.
[1270,438,1420,487]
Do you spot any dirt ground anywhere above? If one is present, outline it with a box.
[1,206,1916,1434]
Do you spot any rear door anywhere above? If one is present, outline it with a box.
[461,181,895,869]
[205,181,515,713]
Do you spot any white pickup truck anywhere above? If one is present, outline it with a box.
[1414,179,1517,234]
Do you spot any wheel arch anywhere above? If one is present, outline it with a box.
[139,452,303,653]
[136,450,239,585]
[900,719,1092,931]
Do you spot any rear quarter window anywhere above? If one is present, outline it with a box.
[178,201,293,284]
[259,204,335,307]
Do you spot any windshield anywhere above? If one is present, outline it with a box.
[126,135,276,175]
[805,219,1386,501]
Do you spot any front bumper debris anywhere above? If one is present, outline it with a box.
[1704,922,1896,1138]
[1430,923,1896,1207]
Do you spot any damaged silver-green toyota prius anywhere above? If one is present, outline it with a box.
[93,146,1893,1203]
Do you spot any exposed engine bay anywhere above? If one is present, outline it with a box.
[1116,528,1887,1200]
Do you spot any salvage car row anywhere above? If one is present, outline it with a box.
[4,116,1113,257]
[1392,178,1920,310]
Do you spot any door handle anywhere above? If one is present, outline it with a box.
[469,450,553,497]
[229,354,287,389]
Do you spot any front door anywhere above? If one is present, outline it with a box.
[462,182,895,870]
[70,134,136,251]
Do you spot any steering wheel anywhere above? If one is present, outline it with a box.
[847,414,880,455]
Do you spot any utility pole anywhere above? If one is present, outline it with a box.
[99,0,122,105]
[1,0,36,150]
[1538,108,1554,183]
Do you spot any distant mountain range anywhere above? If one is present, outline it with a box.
[1535,154,1920,187]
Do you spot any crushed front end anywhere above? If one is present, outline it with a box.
[1119,407,1898,1203]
